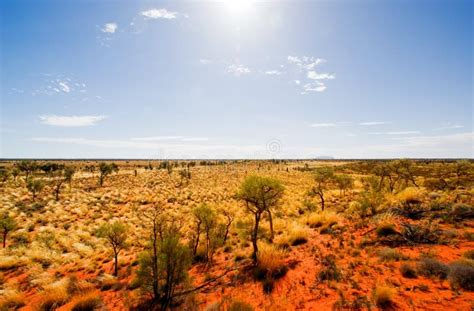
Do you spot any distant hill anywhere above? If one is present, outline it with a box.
[314,156,335,160]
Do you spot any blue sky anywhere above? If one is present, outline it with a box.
[1,0,472,159]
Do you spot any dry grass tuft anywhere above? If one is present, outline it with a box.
[372,285,395,308]
[305,211,341,229]
[0,289,26,310]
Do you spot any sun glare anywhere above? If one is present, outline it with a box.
[223,0,256,17]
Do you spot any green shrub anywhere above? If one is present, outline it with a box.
[417,257,449,279]
[400,263,417,278]
[449,261,474,291]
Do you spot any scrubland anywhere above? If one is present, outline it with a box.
[0,159,473,310]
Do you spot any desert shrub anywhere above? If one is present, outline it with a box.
[255,243,287,280]
[400,263,417,278]
[228,300,254,311]
[0,256,28,270]
[372,285,395,308]
[278,224,309,247]
[376,223,398,237]
[306,211,341,229]
[464,231,474,241]
[0,289,26,310]
[392,187,427,219]
[69,292,102,311]
[417,257,449,279]
[400,223,442,245]
[448,261,474,291]
[450,204,474,220]
[377,248,402,262]
[462,250,474,260]
[318,254,342,282]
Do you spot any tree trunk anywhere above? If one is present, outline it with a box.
[267,210,274,243]
[114,252,118,276]
[193,222,201,256]
[318,192,325,211]
[2,232,6,248]
[251,213,261,263]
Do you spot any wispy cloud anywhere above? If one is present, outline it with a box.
[39,115,107,127]
[102,23,117,33]
[32,75,86,96]
[310,123,338,128]
[264,70,282,75]
[369,131,421,135]
[227,64,251,77]
[199,59,212,65]
[131,136,208,142]
[142,8,178,19]
[302,82,327,93]
[307,71,335,80]
[287,55,334,93]
[433,124,464,131]
[359,121,389,126]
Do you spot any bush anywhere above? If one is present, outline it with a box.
[377,248,402,262]
[305,211,341,229]
[372,285,395,308]
[417,257,449,279]
[462,250,474,260]
[376,223,398,237]
[228,300,254,311]
[400,263,417,278]
[318,255,342,281]
[448,261,474,291]
[256,244,287,279]
[0,289,26,310]
[70,292,103,311]
[401,223,442,245]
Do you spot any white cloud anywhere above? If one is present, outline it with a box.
[102,23,118,33]
[264,70,282,75]
[199,59,212,65]
[58,81,70,93]
[310,123,337,128]
[307,71,335,80]
[181,137,209,142]
[302,82,327,93]
[294,80,301,85]
[359,121,389,126]
[39,115,107,127]
[142,8,178,19]
[288,56,326,70]
[131,136,185,141]
[369,131,421,135]
[433,124,464,131]
[227,64,251,76]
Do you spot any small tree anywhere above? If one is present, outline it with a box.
[27,178,44,200]
[97,221,128,276]
[236,175,284,262]
[11,168,20,181]
[136,205,191,307]
[98,162,114,187]
[0,215,17,248]
[0,169,10,184]
[64,166,75,189]
[310,167,335,211]
[334,174,354,196]
[16,160,37,183]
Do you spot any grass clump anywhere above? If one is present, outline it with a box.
[376,223,398,237]
[0,289,26,310]
[417,257,449,279]
[377,248,403,262]
[448,261,474,291]
[305,211,341,229]
[255,244,288,293]
[400,263,417,278]
[372,285,395,308]
[318,254,342,282]
[278,224,309,247]
[462,249,474,260]
[69,292,103,311]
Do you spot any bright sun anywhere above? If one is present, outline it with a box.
[223,0,256,16]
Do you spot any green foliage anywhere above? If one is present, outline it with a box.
[27,178,44,200]
[236,175,284,262]
[0,214,17,248]
[98,162,115,186]
[136,230,191,307]
[97,221,128,276]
